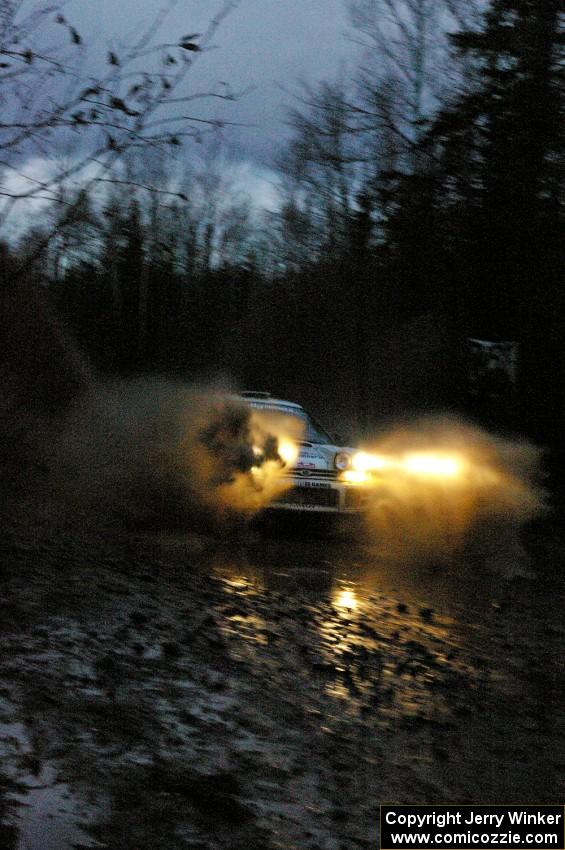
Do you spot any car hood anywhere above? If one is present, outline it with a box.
[293,443,356,471]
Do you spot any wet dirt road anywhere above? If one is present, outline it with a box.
[0,517,564,850]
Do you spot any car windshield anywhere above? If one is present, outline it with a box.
[248,402,333,445]
[300,412,333,445]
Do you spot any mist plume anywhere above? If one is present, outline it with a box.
[359,416,545,570]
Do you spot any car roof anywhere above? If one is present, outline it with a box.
[238,392,304,411]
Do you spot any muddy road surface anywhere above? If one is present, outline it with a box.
[1,515,564,850]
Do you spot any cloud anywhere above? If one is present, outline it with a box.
[225,160,282,213]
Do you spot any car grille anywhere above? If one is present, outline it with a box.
[274,486,339,508]
[285,468,338,480]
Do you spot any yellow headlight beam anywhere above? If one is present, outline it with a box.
[402,453,463,478]
[347,450,465,483]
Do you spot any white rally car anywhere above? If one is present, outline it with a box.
[239,392,372,514]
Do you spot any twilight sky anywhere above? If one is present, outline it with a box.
[0,1,366,234]
[3,1,482,234]
[73,0,361,168]
[3,0,474,234]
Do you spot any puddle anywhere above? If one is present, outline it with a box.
[14,778,102,850]
[0,716,102,850]
[1,524,557,849]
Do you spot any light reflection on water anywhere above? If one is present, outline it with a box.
[196,521,502,633]
[182,516,520,701]
[200,528,477,717]
[333,587,359,612]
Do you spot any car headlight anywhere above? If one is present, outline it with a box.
[278,438,298,467]
[334,451,352,470]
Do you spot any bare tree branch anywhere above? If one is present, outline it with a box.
[0,0,242,277]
